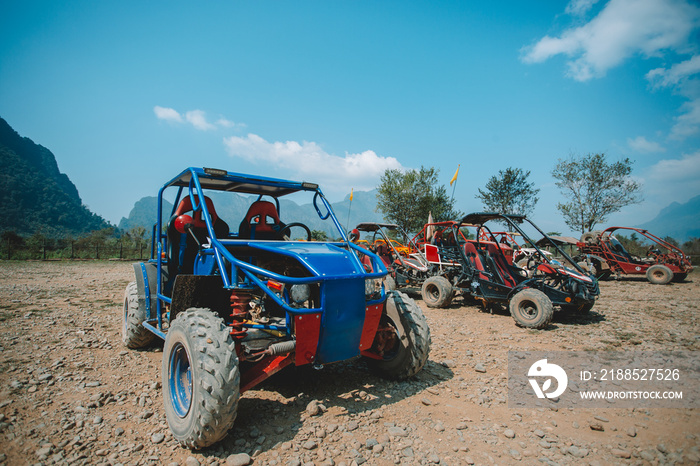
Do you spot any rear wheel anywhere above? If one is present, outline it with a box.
[122,281,156,349]
[365,291,431,380]
[421,276,453,308]
[163,308,240,449]
[509,289,553,329]
[646,264,673,285]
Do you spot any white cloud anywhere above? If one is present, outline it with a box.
[216,117,241,128]
[646,56,700,139]
[153,106,183,123]
[622,151,700,219]
[627,136,666,153]
[521,0,700,81]
[646,55,700,89]
[671,98,700,139]
[223,133,403,191]
[565,0,601,16]
[647,151,700,181]
[185,110,216,131]
[154,106,243,131]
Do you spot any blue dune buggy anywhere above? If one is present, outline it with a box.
[121,167,430,448]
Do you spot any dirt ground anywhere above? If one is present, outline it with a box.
[0,260,698,465]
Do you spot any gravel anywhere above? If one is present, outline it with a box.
[0,261,698,465]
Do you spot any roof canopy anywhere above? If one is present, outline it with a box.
[164,167,319,197]
[355,222,400,232]
[459,212,526,225]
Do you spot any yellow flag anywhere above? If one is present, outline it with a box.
[450,164,460,186]
[349,188,354,201]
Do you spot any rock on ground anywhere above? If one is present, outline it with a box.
[0,261,698,465]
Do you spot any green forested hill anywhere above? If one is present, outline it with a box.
[0,117,110,237]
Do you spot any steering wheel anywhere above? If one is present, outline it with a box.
[526,255,539,270]
[280,222,312,241]
[525,255,546,276]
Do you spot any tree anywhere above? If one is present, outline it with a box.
[663,236,679,247]
[475,167,539,217]
[376,166,461,233]
[310,230,329,241]
[552,153,642,234]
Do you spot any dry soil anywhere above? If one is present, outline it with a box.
[0,261,698,465]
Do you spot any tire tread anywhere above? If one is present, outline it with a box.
[163,308,240,449]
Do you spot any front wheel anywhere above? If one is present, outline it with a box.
[646,264,673,285]
[365,291,431,380]
[509,288,554,329]
[163,308,240,449]
[421,276,453,308]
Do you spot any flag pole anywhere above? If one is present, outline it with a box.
[345,188,354,232]
[449,164,460,203]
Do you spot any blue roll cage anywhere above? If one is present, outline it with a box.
[141,167,388,339]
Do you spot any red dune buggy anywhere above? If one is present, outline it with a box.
[576,227,693,284]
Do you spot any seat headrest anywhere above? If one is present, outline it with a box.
[174,196,218,228]
[243,201,280,232]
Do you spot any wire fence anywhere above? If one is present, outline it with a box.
[2,238,150,261]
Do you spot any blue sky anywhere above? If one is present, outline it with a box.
[1,0,699,235]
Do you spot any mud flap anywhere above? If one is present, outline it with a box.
[132,262,158,320]
[170,275,232,322]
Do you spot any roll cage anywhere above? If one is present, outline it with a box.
[456,212,592,277]
[599,227,690,265]
[144,167,388,340]
[581,226,693,276]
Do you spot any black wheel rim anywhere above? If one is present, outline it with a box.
[517,300,539,320]
[427,284,439,302]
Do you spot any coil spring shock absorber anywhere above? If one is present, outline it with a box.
[229,291,252,340]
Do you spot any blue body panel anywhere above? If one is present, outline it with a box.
[315,278,366,364]
[262,242,360,277]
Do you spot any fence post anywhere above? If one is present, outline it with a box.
[71,241,74,259]
[96,244,99,260]
[119,241,123,260]
[43,239,46,261]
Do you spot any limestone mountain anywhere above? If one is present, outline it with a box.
[0,117,110,237]
[636,195,700,242]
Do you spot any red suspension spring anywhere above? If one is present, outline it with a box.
[229,291,252,340]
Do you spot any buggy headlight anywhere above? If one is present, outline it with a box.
[365,278,381,299]
[290,284,310,304]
